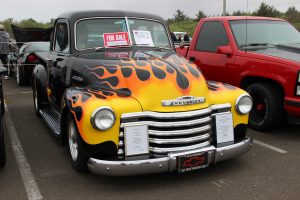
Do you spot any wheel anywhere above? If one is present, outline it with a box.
[16,65,25,86]
[67,114,88,172]
[0,119,6,167]
[246,83,285,131]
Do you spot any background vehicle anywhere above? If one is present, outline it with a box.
[32,11,252,175]
[176,16,300,131]
[0,67,7,167]
[8,42,50,85]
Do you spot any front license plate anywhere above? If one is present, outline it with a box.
[177,152,209,173]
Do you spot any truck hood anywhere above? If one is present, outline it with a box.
[11,24,53,47]
[250,43,300,64]
[73,51,210,112]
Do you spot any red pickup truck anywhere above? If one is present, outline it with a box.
[176,16,300,131]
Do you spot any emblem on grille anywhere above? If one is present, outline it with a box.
[162,96,205,106]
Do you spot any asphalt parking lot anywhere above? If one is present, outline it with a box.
[0,78,299,200]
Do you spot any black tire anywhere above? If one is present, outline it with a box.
[16,65,25,86]
[246,83,285,131]
[66,114,88,172]
[0,119,6,167]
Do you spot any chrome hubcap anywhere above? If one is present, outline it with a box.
[68,121,78,161]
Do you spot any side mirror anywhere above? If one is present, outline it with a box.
[217,45,233,56]
[180,42,190,49]
[0,67,7,76]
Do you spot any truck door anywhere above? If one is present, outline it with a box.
[47,20,70,110]
[187,21,236,84]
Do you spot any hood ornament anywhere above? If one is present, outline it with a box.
[162,96,205,106]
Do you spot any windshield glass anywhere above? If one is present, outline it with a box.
[76,18,171,50]
[128,19,171,48]
[76,18,128,50]
[229,20,300,48]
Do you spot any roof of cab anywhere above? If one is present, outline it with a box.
[57,10,166,23]
[204,16,287,22]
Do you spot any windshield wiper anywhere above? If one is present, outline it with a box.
[131,44,171,51]
[240,43,277,48]
[94,46,105,52]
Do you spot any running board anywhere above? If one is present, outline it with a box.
[39,109,61,136]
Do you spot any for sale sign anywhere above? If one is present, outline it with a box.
[103,32,130,48]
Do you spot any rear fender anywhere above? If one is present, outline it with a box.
[32,64,48,105]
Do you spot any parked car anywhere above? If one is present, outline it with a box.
[0,67,7,167]
[176,16,300,131]
[32,11,253,175]
[8,42,50,85]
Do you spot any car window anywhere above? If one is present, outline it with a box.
[25,42,50,53]
[54,22,69,53]
[195,21,229,52]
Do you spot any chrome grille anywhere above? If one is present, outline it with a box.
[118,103,231,157]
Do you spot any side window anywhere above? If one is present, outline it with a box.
[196,21,229,52]
[54,22,69,53]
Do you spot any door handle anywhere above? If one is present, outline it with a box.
[189,56,196,62]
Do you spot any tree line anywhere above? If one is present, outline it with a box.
[169,2,300,25]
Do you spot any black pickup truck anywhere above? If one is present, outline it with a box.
[32,10,252,175]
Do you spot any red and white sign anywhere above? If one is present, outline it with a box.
[103,32,130,48]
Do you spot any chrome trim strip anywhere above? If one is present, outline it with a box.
[121,104,231,119]
[121,116,211,128]
[149,133,210,145]
[87,138,253,176]
[149,141,211,154]
[148,124,211,136]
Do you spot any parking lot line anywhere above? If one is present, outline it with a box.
[254,139,288,154]
[4,91,33,95]
[4,103,43,200]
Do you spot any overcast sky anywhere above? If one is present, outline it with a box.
[1,0,300,22]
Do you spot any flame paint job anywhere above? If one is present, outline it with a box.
[63,51,249,145]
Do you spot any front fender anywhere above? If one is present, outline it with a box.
[61,87,142,146]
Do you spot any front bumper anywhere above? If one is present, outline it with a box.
[87,137,253,176]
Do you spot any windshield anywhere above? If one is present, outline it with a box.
[76,18,171,50]
[229,20,300,48]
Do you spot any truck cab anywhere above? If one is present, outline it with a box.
[177,16,300,131]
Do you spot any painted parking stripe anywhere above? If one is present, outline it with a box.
[4,103,43,200]
[254,139,288,154]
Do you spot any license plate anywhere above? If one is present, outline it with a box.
[177,152,209,173]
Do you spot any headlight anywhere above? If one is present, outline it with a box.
[91,107,115,131]
[235,94,253,115]
[296,72,300,96]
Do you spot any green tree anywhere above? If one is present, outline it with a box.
[195,10,206,21]
[253,2,281,17]
[285,6,300,23]
[232,10,248,16]
[174,9,187,22]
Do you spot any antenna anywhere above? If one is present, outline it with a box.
[246,0,249,52]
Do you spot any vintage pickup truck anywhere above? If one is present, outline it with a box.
[32,11,253,175]
[176,16,300,131]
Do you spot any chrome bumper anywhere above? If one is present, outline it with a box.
[87,138,253,176]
